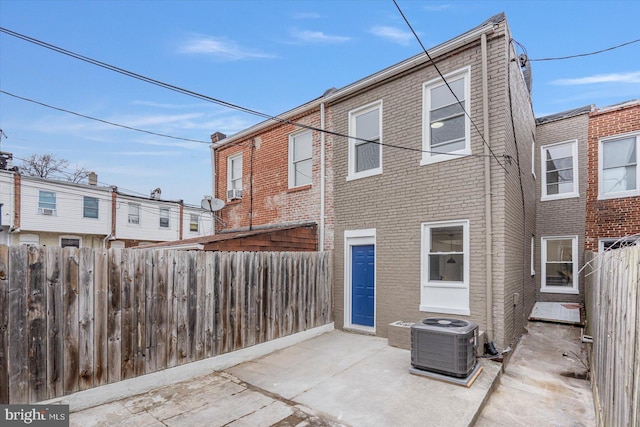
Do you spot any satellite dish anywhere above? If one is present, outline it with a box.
[201,196,225,212]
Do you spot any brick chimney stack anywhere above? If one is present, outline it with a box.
[210,132,226,144]
[88,171,98,185]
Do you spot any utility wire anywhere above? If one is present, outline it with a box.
[0,26,495,159]
[530,38,640,61]
[392,0,507,171]
[0,90,212,144]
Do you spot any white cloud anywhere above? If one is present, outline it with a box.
[291,29,350,44]
[552,71,640,85]
[369,26,413,46]
[423,4,452,12]
[178,36,275,60]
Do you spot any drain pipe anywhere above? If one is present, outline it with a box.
[482,33,495,350]
[319,102,326,251]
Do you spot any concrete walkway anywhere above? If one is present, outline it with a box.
[475,321,595,426]
[69,330,502,427]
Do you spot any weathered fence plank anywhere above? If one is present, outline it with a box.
[0,245,332,404]
[0,245,9,404]
[78,248,94,391]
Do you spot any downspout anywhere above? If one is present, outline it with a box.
[482,33,495,345]
[319,103,326,251]
[13,173,20,230]
[111,188,117,238]
[179,202,184,240]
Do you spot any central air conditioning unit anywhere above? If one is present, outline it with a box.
[411,317,478,378]
[227,189,242,201]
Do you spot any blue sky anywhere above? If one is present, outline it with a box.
[1,0,639,205]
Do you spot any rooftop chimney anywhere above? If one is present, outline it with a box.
[210,132,227,144]
[88,171,98,185]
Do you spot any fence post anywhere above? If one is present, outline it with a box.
[0,245,9,404]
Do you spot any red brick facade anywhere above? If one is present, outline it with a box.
[213,107,334,250]
[585,102,640,250]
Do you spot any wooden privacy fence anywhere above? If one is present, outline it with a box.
[0,245,332,404]
[584,247,640,427]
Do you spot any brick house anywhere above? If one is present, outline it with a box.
[210,100,334,251]
[534,106,591,304]
[585,99,640,251]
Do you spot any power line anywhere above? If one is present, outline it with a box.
[530,37,640,61]
[391,0,507,171]
[0,90,211,144]
[0,26,495,160]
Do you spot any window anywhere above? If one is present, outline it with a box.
[541,140,578,200]
[128,203,140,224]
[38,190,56,215]
[422,67,471,165]
[60,237,81,248]
[348,100,382,180]
[531,236,536,276]
[227,153,243,199]
[599,133,639,199]
[531,137,536,178]
[159,207,170,228]
[83,196,99,218]
[598,237,640,252]
[289,131,313,188]
[420,220,470,315]
[541,236,578,294]
[189,214,199,232]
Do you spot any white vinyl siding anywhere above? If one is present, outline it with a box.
[541,140,578,200]
[422,67,471,165]
[348,100,382,180]
[289,131,313,188]
[541,236,578,294]
[420,220,470,315]
[599,133,640,199]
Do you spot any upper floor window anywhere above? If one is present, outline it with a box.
[348,100,382,180]
[83,196,99,219]
[128,203,140,225]
[599,133,639,199]
[422,67,471,165]
[189,214,199,232]
[227,153,243,200]
[289,131,313,188]
[541,236,578,294]
[159,207,170,228]
[38,190,56,215]
[541,140,578,200]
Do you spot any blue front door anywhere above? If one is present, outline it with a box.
[352,245,375,327]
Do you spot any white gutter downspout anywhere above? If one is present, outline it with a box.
[481,33,494,344]
[319,102,326,251]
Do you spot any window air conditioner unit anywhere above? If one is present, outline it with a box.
[411,317,478,378]
[227,189,242,200]
[39,208,55,216]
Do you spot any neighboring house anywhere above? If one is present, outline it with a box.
[585,99,640,252]
[211,13,537,349]
[535,106,592,304]
[327,13,536,349]
[210,101,334,251]
[1,167,214,248]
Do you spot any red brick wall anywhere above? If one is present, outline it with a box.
[214,108,333,248]
[585,103,640,250]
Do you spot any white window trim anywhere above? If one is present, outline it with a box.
[82,196,99,219]
[60,235,82,248]
[420,219,470,316]
[530,236,536,276]
[38,190,57,215]
[541,139,579,201]
[128,203,141,226]
[531,138,536,179]
[288,130,313,189]
[159,207,170,229]
[189,214,200,233]
[227,152,243,192]
[347,100,383,181]
[598,132,640,200]
[421,66,472,166]
[343,228,376,333]
[541,235,579,294]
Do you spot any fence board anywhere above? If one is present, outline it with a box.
[166,251,178,368]
[204,252,215,358]
[0,246,8,404]
[78,248,94,391]
[9,245,28,403]
[213,252,223,356]
[156,250,168,371]
[27,246,47,402]
[175,251,188,365]
[93,248,108,387]
[133,250,145,376]
[45,247,63,399]
[120,249,134,380]
[144,250,157,373]
[62,247,79,395]
[195,251,206,361]
[107,248,121,383]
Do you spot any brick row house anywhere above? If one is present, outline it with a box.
[0,163,214,248]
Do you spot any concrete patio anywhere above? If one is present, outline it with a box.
[67,328,502,426]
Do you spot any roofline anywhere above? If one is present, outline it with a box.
[535,105,593,125]
[18,174,113,192]
[592,98,640,115]
[212,13,504,148]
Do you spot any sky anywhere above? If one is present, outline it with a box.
[1,0,639,206]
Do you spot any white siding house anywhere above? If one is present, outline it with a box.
[0,170,14,245]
